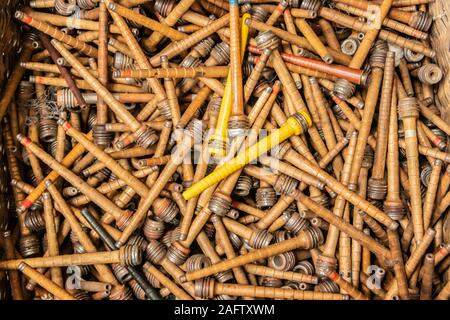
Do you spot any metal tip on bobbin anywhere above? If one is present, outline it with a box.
[43,179,53,188]
[16,133,24,142]
[14,11,24,19]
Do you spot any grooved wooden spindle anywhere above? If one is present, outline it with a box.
[330,94,361,130]
[39,33,87,110]
[328,271,368,300]
[244,48,272,101]
[105,0,167,103]
[0,36,34,121]
[143,262,193,300]
[265,0,288,26]
[195,278,348,300]
[182,228,320,282]
[318,18,341,51]
[247,45,364,85]
[18,262,76,300]
[296,193,392,260]
[223,216,273,249]
[4,122,39,261]
[69,180,127,206]
[336,0,433,29]
[387,228,410,300]
[435,280,450,300]
[60,120,151,197]
[195,231,233,284]
[318,136,351,169]
[181,10,230,39]
[334,2,429,40]
[149,14,230,67]
[142,0,196,52]
[250,54,339,81]
[280,148,397,229]
[398,96,423,242]
[211,215,252,299]
[161,55,181,127]
[368,51,395,201]
[399,58,415,96]
[384,79,405,220]
[244,171,297,227]
[282,8,304,91]
[115,66,229,79]
[26,108,44,186]
[295,18,333,64]
[257,155,325,190]
[419,253,434,300]
[104,121,165,133]
[30,0,55,8]
[317,7,435,58]
[50,40,156,150]
[208,15,249,158]
[0,248,130,270]
[309,77,343,178]
[418,101,450,136]
[95,1,110,148]
[420,122,446,151]
[177,103,220,241]
[302,74,322,132]
[15,11,98,58]
[146,241,197,298]
[199,0,227,16]
[23,9,122,33]
[1,231,25,300]
[244,264,318,285]
[423,159,442,230]
[385,228,436,299]
[245,18,351,65]
[108,1,187,42]
[319,78,365,109]
[29,75,143,93]
[317,129,358,277]
[228,1,248,137]
[54,111,67,162]
[44,179,119,285]
[116,121,201,246]
[348,44,386,191]
[349,152,368,288]
[18,131,93,214]
[253,31,311,121]
[42,192,64,288]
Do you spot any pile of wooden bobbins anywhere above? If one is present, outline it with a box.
[0,0,449,301]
